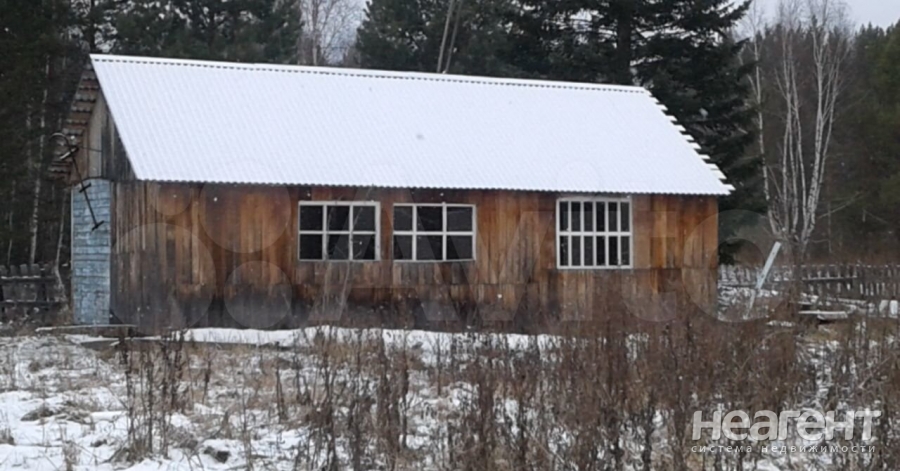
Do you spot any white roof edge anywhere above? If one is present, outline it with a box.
[135,178,734,195]
[91,54,733,197]
[90,54,650,95]
[647,97,734,196]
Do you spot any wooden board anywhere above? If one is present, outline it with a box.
[109,182,720,331]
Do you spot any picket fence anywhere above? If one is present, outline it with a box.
[0,263,66,322]
[719,264,900,299]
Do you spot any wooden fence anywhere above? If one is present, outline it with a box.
[719,264,900,299]
[0,264,67,322]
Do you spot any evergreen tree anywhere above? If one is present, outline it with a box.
[869,24,900,245]
[356,0,443,71]
[356,0,517,75]
[103,0,300,63]
[832,23,900,250]
[637,0,760,261]
[359,0,760,261]
[0,0,85,264]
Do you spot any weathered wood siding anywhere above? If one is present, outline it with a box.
[109,182,719,331]
[69,93,133,325]
[70,92,136,184]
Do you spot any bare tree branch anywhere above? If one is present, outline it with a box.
[762,0,851,259]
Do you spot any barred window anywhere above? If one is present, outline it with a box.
[299,202,379,261]
[557,198,631,268]
[393,204,475,261]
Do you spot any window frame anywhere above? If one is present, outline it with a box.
[556,196,633,270]
[392,203,477,262]
[297,201,381,262]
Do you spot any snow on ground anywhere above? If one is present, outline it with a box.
[161,327,546,359]
[0,323,885,470]
[720,285,900,319]
[0,336,208,470]
[0,333,305,470]
[1,327,517,470]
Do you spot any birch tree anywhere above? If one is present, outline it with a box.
[745,0,767,213]
[765,0,851,260]
[296,0,361,65]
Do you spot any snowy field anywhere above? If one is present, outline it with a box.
[0,323,888,470]
[0,328,547,470]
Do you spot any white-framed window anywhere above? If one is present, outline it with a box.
[557,197,632,269]
[298,202,379,261]
[393,204,476,261]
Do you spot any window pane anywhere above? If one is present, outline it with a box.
[559,236,569,267]
[417,207,443,232]
[393,235,413,260]
[609,236,619,266]
[394,206,413,231]
[559,201,568,231]
[571,235,582,266]
[299,205,323,231]
[584,236,594,267]
[621,236,631,266]
[353,206,376,232]
[327,206,350,231]
[621,202,630,232]
[584,202,593,231]
[446,206,473,232]
[299,234,323,260]
[571,202,581,231]
[447,235,473,260]
[352,234,376,260]
[327,234,350,260]
[416,235,442,260]
[596,202,606,231]
[597,236,606,266]
[609,202,619,232]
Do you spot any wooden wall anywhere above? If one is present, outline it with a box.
[109,182,719,331]
[70,92,136,185]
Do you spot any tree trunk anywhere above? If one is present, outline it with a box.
[29,58,51,265]
[55,189,69,304]
[6,201,14,266]
[442,0,465,73]
[296,9,304,65]
[612,0,634,85]
[437,0,457,72]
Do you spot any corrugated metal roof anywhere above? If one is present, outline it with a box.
[90,54,732,195]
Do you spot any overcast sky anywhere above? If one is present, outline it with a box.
[754,0,900,27]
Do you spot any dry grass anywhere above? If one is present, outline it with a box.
[104,314,842,469]
[4,292,899,470]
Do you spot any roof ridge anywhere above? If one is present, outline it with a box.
[87,54,731,195]
[90,54,648,95]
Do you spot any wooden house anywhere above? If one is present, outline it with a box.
[58,54,731,331]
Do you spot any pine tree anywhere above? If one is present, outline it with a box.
[356,0,441,71]
[637,0,760,261]
[356,0,517,75]
[0,0,84,264]
[833,23,900,248]
[871,25,900,242]
[104,0,300,63]
[376,0,760,260]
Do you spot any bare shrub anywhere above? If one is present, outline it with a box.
[88,279,900,471]
[115,330,190,462]
[0,412,13,445]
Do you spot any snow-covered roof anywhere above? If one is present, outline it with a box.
[89,54,732,195]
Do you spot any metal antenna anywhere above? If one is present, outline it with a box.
[50,133,105,232]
